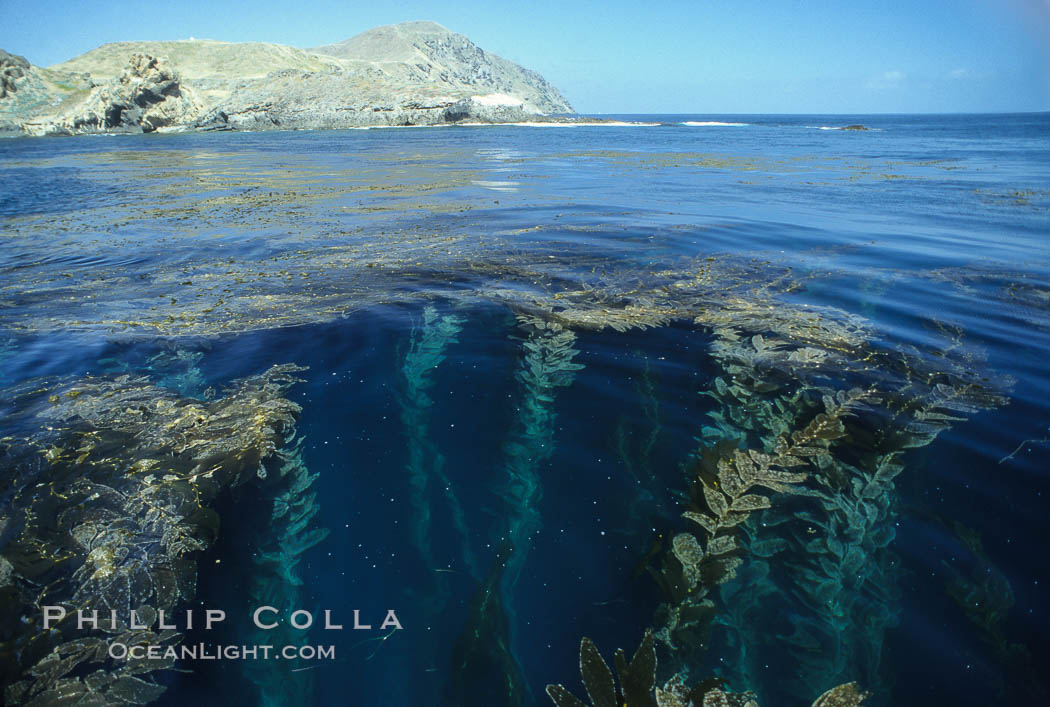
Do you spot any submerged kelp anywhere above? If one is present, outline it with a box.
[499,314,584,591]
[431,311,587,706]
[2,120,1047,706]
[241,438,329,707]
[536,306,1013,703]
[444,540,529,707]
[0,364,305,705]
[616,298,1007,701]
[398,305,476,581]
[940,522,1046,703]
[546,630,870,707]
[97,347,211,400]
[0,253,1026,705]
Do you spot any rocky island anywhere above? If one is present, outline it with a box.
[0,21,576,136]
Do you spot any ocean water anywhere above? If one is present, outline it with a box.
[1,113,1048,706]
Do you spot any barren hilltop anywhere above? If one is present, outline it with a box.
[0,21,575,136]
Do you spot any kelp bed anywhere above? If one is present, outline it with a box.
[0,363,307,704]
[2,139,1049,706]
[1,241,1044,705]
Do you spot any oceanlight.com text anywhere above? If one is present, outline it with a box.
[108,642,337,662]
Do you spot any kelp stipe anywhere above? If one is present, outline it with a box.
[442,539,529,707]
[649,385,857,668]
[771,334,1007,699]
[613,354,662,487]
[941,522,1047,702]
[240,438,329,707]
[398,305,476,580]
[612,352,669,533]
[713,556,777,694]
[499,314,584,591]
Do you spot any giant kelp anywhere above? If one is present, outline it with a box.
[545,630,870,707]
[3,132,1046,343]
[241,438,329,707]
[0,250,1021,705]
[398,305,476,581]
[498,314,585,591]
[612,353,662,489]
[0,364,305,705]
[97,346,211,400]
[940,522,1046,703]
[0,155,896,340]
[2,139,1043,705]
[534,287,1011,704]
[612,352,669,536]
[635,296,1008,702]
[443,540,529,707]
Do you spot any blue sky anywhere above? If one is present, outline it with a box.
[2,0,1047,113]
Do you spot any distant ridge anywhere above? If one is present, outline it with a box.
[313,21,462,63]
[310,21,570,115]
[50,40,340,80]
[0,21,574,136]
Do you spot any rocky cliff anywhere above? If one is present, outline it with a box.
[0,21,574,136]
[0,49,80,135]
[22,54,203,136]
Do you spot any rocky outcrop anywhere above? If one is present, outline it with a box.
[24,54,203,135]
[0,50,30,98]
[0,51,75,135]
[2,20,575,136]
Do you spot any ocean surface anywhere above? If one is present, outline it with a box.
[1,113,1048,706]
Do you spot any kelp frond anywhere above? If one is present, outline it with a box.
[545,631,869,707]
[1,365,305,705]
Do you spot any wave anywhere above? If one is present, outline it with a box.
[346,120,661,130]
[680,121,750,127]
[347,124,454,130]
[458,121,661,128]
[471,180,520,192]
[808,125,882,132]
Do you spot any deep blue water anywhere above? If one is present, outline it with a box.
[1,114,1049,706]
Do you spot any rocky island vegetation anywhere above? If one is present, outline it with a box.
[0,21,575,136]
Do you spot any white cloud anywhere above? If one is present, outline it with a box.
[866,70,907,90]
[946,67,995,81]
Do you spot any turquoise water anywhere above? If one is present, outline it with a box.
[1,114,1048,706]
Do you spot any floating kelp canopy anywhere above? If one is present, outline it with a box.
[3,144,1046,340]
